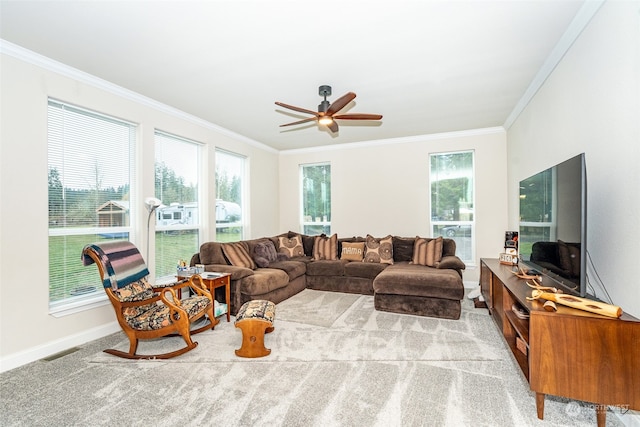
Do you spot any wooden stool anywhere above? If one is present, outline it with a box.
[234,300,275,358]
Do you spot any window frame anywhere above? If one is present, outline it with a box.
[300,162,331,235]
[215,149,247,242]
[429,150,475,265]
[47,98,137,316]
[154,130,203,280]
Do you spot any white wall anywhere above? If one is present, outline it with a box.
[507,0,640,318]
[279,129,509,285]
[0,51,280,370]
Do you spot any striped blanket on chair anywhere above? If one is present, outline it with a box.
[82,241,150,290]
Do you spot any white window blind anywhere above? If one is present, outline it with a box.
[48,99,137,312]
[154,130,201,278]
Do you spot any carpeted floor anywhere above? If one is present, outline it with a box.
[0,289,624,426]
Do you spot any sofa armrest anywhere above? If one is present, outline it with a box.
[203,264,254,281]
[189,253,201,266]
[438,255,466,271]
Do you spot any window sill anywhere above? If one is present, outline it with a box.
[49,294,109,318]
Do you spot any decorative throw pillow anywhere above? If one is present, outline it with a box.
[340,241,365,262]
[313,234,338,260]
[411,236,443,267]
[221,242,256,269]
[253,240,288,268]
[363,235,394,264]
[278,235,304,258]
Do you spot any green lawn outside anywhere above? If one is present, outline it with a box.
[50,228,243,302]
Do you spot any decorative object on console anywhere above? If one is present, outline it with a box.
[499,252,517,266]
[504,231,518,255]
[527,290,622,318]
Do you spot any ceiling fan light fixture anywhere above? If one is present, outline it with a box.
[318,116,333,125]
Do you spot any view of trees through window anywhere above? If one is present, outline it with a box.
[301,163,331,235]
[430,151,474,263]
[154,131,200,278]
[215,150,245,242]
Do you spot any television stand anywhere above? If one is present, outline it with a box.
[480,258,639,426]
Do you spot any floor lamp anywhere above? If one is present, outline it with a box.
[144,197,162,263]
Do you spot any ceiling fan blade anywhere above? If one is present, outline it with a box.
[275,102,319,116]
[279,117,318,127]
[326,92,356,116]
[327,121,339,133]
[333,113,383,121]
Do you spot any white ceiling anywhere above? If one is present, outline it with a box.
[1,0,587,151]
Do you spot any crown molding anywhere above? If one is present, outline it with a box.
[503,0,606,129]
[0,39,277,154]
[279,126,506,155]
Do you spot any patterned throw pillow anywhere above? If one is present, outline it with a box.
[312,234,338,260]
[221,242,256,269]
[363,235,394,264]
[340,241,365,261]
[278,235,304,258]
[411,236,443,267]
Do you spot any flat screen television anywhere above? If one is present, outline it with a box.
[518,153,587,297]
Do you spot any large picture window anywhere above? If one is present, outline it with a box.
[48,99,136,313]
[154,131,201,278]
[215,150,246,242]
[301,163,331,235]
[430,151,474,263]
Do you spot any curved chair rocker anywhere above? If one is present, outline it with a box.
[82,241,216,359]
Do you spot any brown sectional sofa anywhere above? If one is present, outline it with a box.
[190,232,466,320]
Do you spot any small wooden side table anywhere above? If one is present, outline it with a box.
[200,273,232,322]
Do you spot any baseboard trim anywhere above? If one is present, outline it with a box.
[0,322,119,373]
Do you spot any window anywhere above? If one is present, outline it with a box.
[48,99,136,313]
[154,131,202,278]
[215,150,246,242]
[301,163,331,235]
[430,151,474,263]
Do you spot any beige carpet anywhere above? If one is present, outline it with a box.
[1,289,622,426]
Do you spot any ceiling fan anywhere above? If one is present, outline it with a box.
[275,85,382,133]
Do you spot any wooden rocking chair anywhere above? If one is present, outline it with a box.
[82,241,216,359]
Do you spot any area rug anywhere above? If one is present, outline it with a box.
[88,290,505,364]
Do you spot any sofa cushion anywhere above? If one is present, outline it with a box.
[392,236,415,262]
[199,242,228,265]
[268,260,307,281]
[344,261,388,280]
[438,255,466,271]
[363,235,394,264]
[340,241,365,261]
[241,268,290,296]
[313,233,338,260]
[411,236,443,267]
[305,259,347,276]
[278,235,305,258]
[252,240,288,268]
[221,242,256,269]
[373,262,464,301]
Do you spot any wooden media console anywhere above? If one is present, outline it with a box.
[480,258,639,426]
